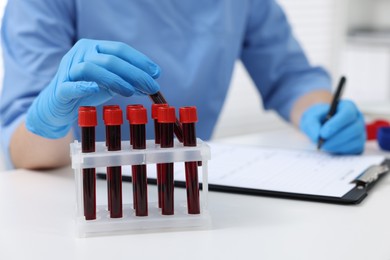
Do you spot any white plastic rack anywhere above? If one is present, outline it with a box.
[70,139,211,237]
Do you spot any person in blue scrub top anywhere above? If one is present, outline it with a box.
[0,0,366,169]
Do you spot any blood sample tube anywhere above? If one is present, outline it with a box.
[103,105,120,147]
[128,107,148,216]
[103,105,120,211]
[152,104,168,208]
[104,106,123,218]
[126,104,144,210]
[152,104,169,144]
[126,104,143,146]
[149,91,183,143]
[157,106,176,215]
[179,107,200,214]
[78,106,97,220]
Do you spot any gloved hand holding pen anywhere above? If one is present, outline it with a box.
[300,100,366,154]
[26,39,160,139]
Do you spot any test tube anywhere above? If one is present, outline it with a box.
[104,106,123,218]
[149,91,183,143]
[126,104,143,146]
[103,105,120,147]
[128,107,148,216]
[151,104,169,145]
[151,103,169,208]
[157,106,176,215]
[103,105,120,211]
[179,107,200,214]
[126,104,144,210]
[78,106,97,220]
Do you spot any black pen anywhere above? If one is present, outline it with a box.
[317,76,346,150]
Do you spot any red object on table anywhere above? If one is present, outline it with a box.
[366,120,390,140]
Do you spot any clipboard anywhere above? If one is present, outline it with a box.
[97,160,388,205]
[96,145,390,205]
[201,160,390,205]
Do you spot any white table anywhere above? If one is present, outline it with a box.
[1,127,390,260]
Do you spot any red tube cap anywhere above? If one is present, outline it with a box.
[128,107,148,125]
[126,104,144,121]
[104,107,123,125]
[179,106,198,123]
[151,103,168,119]
[103,105,120,121]
[78,106,97,127]
[157,106,176,123]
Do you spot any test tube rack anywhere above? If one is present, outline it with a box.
[70,138,211,237]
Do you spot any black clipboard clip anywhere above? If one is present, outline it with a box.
[352,164,389,190]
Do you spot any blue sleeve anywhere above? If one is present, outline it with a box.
[0,0,75,168]
[241,0,331,121]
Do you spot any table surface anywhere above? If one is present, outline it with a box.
[1,127,390,260]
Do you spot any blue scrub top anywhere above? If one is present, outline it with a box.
[0,0,330,168]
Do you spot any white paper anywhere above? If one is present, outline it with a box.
[203,143,385,197]
[108,143,385,198]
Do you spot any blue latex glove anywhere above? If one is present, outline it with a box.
[300,100,366,154]
[26,39,160,138]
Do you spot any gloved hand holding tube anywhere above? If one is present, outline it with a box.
[26,39,160,139]
[300,100,366,155]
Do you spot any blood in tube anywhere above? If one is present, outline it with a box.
[157,106,176,215]
[128,107,148,216]
[126,104,143,146]
[126,104,144,210]
[103,105,120,211]
[179,107,200,214]
[151,103,169,208]
[78,106,97,220]
[104,106,123,218]
[149,91,183,143]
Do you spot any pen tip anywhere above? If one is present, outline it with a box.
[340,76,346,86]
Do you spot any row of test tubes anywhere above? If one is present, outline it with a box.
[78,104,200,221]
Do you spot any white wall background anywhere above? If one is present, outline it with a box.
[347,0,390,30]
[340,0,390,105]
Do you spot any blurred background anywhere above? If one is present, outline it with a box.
[214,0,390,138]
[0,0,390,169]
